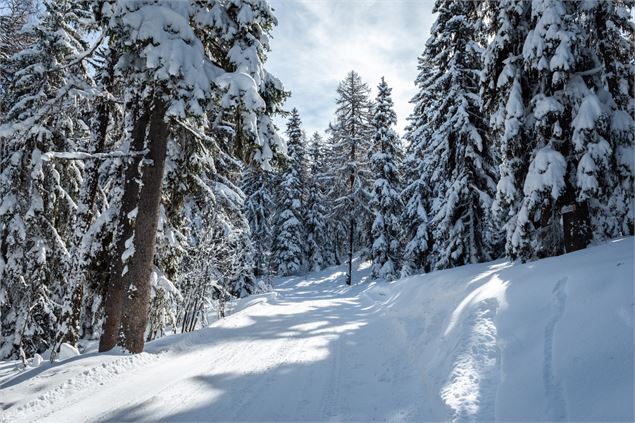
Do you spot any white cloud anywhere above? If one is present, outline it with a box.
[267,0,436,136]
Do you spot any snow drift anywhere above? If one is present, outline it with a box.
[1,238,633,422]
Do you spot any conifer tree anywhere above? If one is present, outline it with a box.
[244,167,276,277]
[272,109,307,275]
[321,130,347,266]
[0,0,94,360]
[99,0,285,353]
[504,0,585,259]
[369,78,402,281]
[51,44,122,356]
[305,132,330,271]
[481,0,532,257]
[329,71,374,285]
[408,0,498,270]
[401,58,435,277]
[483,0,634,261]
[577,0,635,239]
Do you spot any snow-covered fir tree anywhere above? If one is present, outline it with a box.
[576,0,634,239]
[0,0,94,360]
[369,78,402,281]
[481,0,533,259]
[408,0,499,270]
[244,166,276,277]
[95,0,286,354]
[483,0,634,261]
[495,0,630,260]
[503,0,586,260]
[0,0,37,109]
[52,43,123,356]
[272,109,307,275]
[400,58,435,277]
[329,71,374,284]
[97,0,215,354]
[305,132,330,271]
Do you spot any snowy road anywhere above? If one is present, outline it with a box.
[1,261,438,422]
[1,240,633,422]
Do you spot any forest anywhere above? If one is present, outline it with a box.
[0,0,633,367]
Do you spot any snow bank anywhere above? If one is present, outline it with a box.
[364,237,634,422]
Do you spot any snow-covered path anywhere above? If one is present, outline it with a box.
[1,261,437,422]
[1,239,633,422]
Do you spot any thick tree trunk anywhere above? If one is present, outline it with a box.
[120,97,169,353]
[99,104,150,352]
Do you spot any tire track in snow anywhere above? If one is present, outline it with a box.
[229,335,305,421]
[440,298,501,423]
[146,338,262,420]
[543,277,568,421]
[320,332,344,419]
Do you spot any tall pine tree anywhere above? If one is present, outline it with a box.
[305,132,330,271]
[0,0,94,360]
[272,109,307,275]
[329,71,374,284]
[407,0,499,271]
[369,78,402,281]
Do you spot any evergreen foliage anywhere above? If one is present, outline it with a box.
[369,78,402,281]
[272,109,307,275]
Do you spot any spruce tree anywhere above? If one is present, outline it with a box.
[369,78,402,281]
[305,132,330,271]
[483,0,634,261]
[272,109,307,275]
[244,167,276,277]
[577,0,635,239]
[481,0,533,258]
[401,58,435,277]
[0,0,93,360]
[99,0,285,353]
[408,0,499,270]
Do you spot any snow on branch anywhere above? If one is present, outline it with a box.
[41,149,149,162]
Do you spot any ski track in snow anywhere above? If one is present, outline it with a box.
[441,298,501,423]
[543,277,568,421]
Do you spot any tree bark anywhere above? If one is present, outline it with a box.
[120,97,169,353]
[347,217,354,286]
[99,103,150,352]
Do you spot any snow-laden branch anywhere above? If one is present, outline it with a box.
[60,31,106,70]
[41,149,148,162]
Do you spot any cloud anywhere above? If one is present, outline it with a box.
[266,0,436,137]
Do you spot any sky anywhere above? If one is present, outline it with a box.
[266,0,437,137]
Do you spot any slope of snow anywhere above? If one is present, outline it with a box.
[1,238,633,422]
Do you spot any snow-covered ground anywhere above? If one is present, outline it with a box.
[1,238,633,422]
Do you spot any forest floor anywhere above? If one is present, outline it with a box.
[1,238,633,422]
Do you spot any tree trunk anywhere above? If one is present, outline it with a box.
[120,97,169,353]
[56,93,112,353]
[99,103,151,352]
[560,176,592,254]
[347,217,354,286]
[562,200,592,254]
